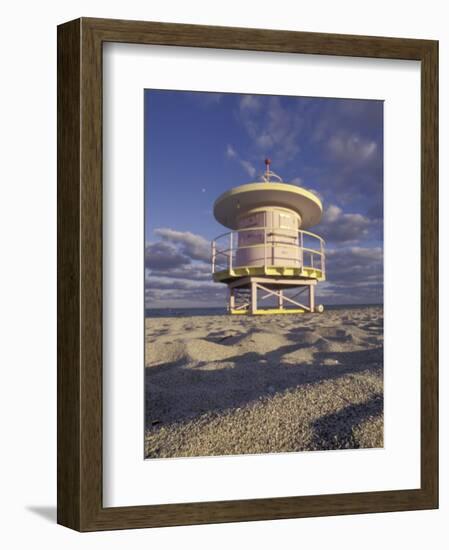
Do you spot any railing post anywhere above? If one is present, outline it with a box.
[300,231,304,267]
[264,227,267,268]
[229,232,233,272]
[321,239,325,275]
[211,241,216,274]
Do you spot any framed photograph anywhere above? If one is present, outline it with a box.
[57,17,438,531]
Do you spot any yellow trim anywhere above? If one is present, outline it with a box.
[214,183,322,212]
[213,182,322,230]
[214,266,325,282]
[230,308,305,315]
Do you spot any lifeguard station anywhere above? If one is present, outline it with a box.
[211,159,326,315]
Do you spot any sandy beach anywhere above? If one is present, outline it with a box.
[145,307,383,459]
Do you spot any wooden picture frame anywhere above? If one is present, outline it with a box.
[57,17,438,531]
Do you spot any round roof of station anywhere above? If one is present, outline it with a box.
[213,182,323,230]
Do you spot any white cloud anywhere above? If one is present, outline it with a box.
[240,159,256,178]
[239,95,261,111]
[226,145,257,179]
[145,228,219,307]
[226,144,237,158]
[328,134,377,164]
[316,246,383,304]
[235,96,304,167]
[326,246,383,266]
[256,133,274,150]
[322,204,343,223]
[146,275,216,291]
[319,204,374,243]
[146,262,211,281]
[145,241,190,270]
[290,176,303,185]
[153,228,210,262]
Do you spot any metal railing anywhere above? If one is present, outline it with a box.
[211,227,325,277]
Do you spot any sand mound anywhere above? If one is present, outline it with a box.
[287,329,320,346]
[281,346,315,365]
[146,338,236,366]
[206,330,243,343]
[145,341,187,366]
[314,337,343,352]
[225,329,291,354]
[184,339,237,362]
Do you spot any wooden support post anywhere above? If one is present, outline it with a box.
[278,289,284,309]
[228,286,235,312]
[309,284,315,313]
[251,281,258,315]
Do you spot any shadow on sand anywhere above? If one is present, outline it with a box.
[311,393,383,450]
[145,344,383,430]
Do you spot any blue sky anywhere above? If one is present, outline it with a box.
[144,90,383,308]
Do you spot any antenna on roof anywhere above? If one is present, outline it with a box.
[262,158,283,183]
[265,157,271,177]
